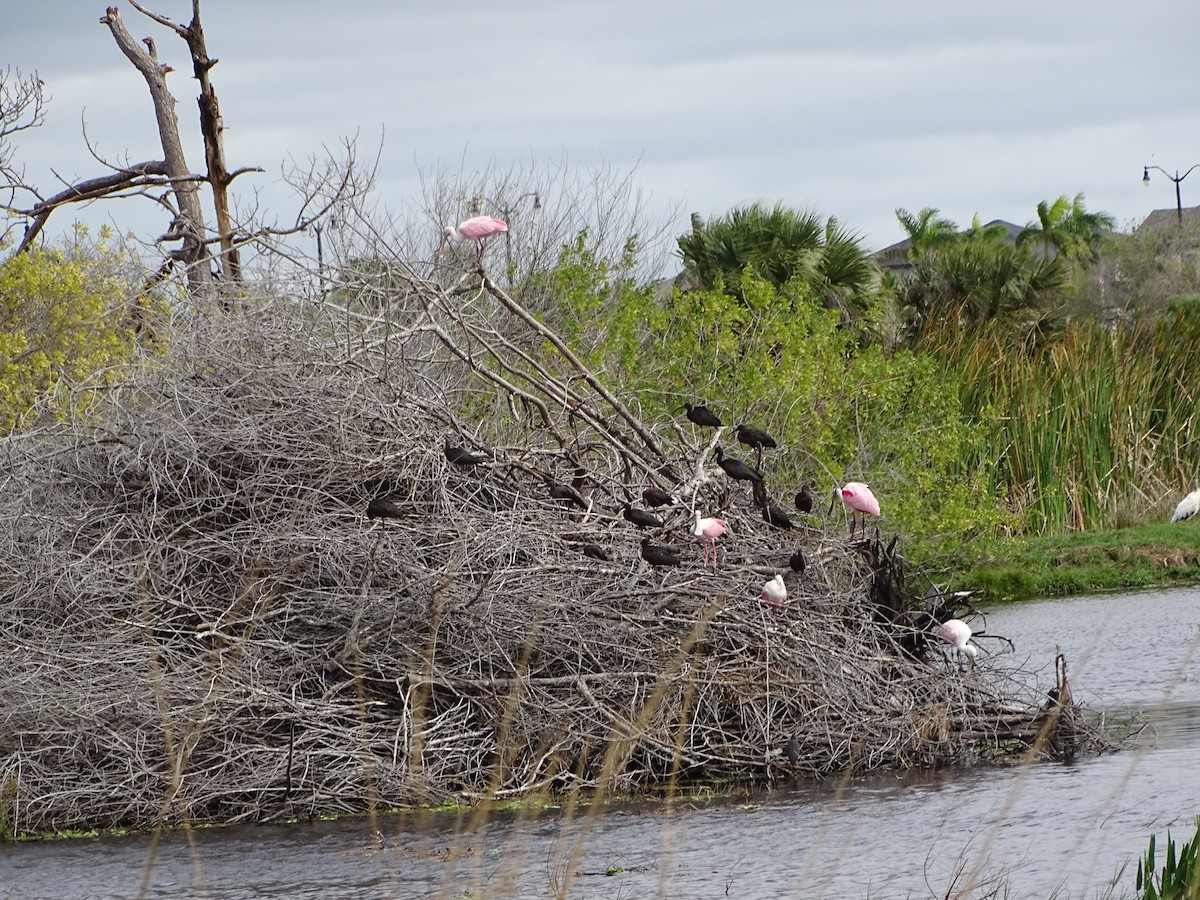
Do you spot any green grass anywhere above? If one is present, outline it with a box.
[958,521,1200,602]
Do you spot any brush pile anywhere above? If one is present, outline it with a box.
[0,277,1101,835]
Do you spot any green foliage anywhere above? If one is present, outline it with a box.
[1137,819,1200,900]
[677,203,878,321]
[0,227,160,431]
[542,256,1004,550]
[1016,193,1116,261]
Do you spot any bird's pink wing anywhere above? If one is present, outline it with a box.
[457,215,508,239]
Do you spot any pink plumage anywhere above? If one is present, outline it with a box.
[760,573,787,609]
[839,481,880,537]
[441,215,508,264]
[937,618,978,670]
[693,510,727,571]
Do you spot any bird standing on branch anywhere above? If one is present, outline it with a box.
[1170,487,1200,522]
[762,499,793,530]
[789,549,806,573]
[640,537,681,567]
[735,423,776,469]
[937,618,978,672]
[712,447,763,484]
[795,484,814,515]
[622,504,664,529]
[760,574,787,609]
[683,402,722,428]
[838,482,880,538]
[439,215,508,265]
[642,487,677,508]
[366,497,404,520]
[693,510,728,571]
[444,437,487,466]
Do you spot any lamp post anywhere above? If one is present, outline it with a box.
[1142,164,1200,225]
[501,191,541,280]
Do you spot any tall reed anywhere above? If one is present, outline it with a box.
[928,307,1200,535]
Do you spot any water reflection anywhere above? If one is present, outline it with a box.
[3,587,1200,899]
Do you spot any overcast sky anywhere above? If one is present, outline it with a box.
[5,1,1200,267]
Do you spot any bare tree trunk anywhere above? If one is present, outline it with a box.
[128,0,243,300]
[100,6,213,304]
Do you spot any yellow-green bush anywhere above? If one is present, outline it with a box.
[0,228,161,430]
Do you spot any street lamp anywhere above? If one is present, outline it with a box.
[1142,163,1200,225]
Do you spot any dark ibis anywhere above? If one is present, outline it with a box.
[642,486,677,508]
[640,537,681,567]
[582,543,609,561]
[735,424,777,450]
[794,484,814,515]
[548,480,587,510]
[713,447,763,484]
[762,500,793,530]
[839,482,880,538]
[789,549,806,573]
[693,510,728,571]
[622,504,664,529]
[1171,488,1200,522]
[760,573,787,609]
[444,437,486,466]
[683,402,722,428]
[366,497,404,520]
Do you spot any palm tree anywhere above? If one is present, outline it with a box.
[1017,194,1116,261]
[894,207,959,259]
[677,203,877,318]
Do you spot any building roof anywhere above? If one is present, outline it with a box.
[872,220,1027,271]
[1137,206,1200,231]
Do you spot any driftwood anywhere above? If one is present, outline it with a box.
[0,278,1100,835]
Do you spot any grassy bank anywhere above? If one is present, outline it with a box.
[956,521,1200,603]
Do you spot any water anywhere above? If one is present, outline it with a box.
[4,588,1200,899]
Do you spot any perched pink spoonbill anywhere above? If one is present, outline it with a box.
[440,215,508,265]
[693,510,728,571]
[936,618,978,672]
[838,482,880,538]
[760,573,787,609]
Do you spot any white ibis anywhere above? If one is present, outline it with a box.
[641,537,681,567]
[693,510,728,571]
[683,402,722,427]
[839,482,880,537]
[1170,488,1200,522]
[760,573,787,609]
[440,215,508,265]
[937,618,978,671]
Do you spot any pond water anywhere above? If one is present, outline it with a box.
[4,587,1199,899]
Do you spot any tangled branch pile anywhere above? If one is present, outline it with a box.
[0,278,1096,835]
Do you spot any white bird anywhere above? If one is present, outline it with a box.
[760,573,787,609]
[1170,488,1200,523]
[936,618,978,672]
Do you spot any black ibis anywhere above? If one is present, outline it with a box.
[444,437,486,466]
[762,500,793,530]
[548,480,588,510]
[795,484,814,515]
[789,549,806,573]
[366,497,404,520]
[582,543,609,561]
[735,424,777,450]
[640,537,681,567]
[622,504,664,529]
[712,447,763,483]
[642,486,677,508]
[683,402,722,428]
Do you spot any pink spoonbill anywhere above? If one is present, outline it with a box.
[440,215,508,265]
[760,573,787,609]
[936,618,978,672]
[838,482,880,538]
[693,510,728,571]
